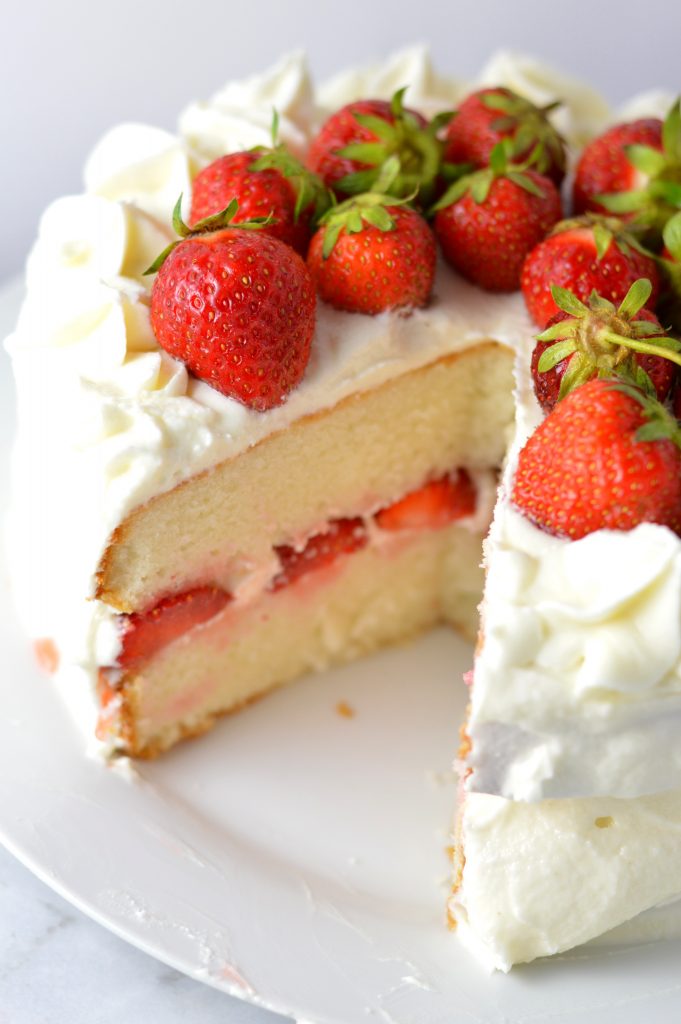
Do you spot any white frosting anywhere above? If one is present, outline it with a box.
[179,51,315,161]
[450,86,681,967]
[466,321,681,802]
[317,45,465,120]
[453,789,681,971]
[618,90,676,123]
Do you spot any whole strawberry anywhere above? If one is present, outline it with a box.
[432,143,562,291]
[147,199,316,411]
[521,215,659,326]
[307,90,449,205]
[573,117,663,217]
[443,87,566,184]
[530,279,680,412]
[307,167,436,314]
[574,101,681,242]
[190,149,328,256]
[512,377,681,539]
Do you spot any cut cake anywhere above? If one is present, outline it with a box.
[6,47,681,972]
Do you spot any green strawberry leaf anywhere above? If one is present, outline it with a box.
[143,240,181,276]
[390,86,408,118]
[430,110,455,134]
[597,189,649,213]
[537,339,577,372]
[551,285,589,317]
[663,99,681,163]
[470,169,494,204]
[650,179,681,206]
[663,211,681,261]
[636,420,673,442]
[536,319,579,342]
[361,205,396,231]
[481,91,518,113]
[506,171,545,197]
[624,144,667,176]
[489,141,509,175]
[558,350,592,399]
[632,318,665,337]
[593,222,614,260]
[335,168,381,195]
[588,289,616,314]
[373,154,402,194]
[322,219,344,259]
[338,141,389,164]
[617,278,653,319]
[351,112,396,142]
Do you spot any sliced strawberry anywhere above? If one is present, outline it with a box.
[270,518,368,591]
[375,472,477,531]
[118,586,231,668]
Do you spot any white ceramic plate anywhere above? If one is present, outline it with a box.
[3,275,681,1024]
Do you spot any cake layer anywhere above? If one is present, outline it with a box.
[97,344,514,613]
[98,520,485,757]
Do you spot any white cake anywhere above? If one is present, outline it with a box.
[5,46,680,971]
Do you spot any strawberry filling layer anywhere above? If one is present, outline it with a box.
[109,468,478,673]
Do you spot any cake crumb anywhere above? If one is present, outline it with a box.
[336,700,355,719]
[594,815,614,829]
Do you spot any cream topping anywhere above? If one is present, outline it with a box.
[453,789,681,971]
[467,315,681,801]
[316,45,465,120]
[179,51,315,161]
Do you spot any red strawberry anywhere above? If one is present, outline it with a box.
[190,145,329,256]
[574,102,681,243]
[307,90,447,204]
[307,181,436,314]
[443,87,567,184]
[512,377,681,539]
[521,216,659,327]
[432,144,562,292]
[375,471,476,531]
[530,280,679,412]
[270,518,367,591]
[148,199,316,411]
[573,118,663,216]
[118,586,231,669]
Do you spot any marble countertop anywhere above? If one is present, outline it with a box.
[0,843,291,1024]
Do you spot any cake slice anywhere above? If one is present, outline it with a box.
[451,239,681,966]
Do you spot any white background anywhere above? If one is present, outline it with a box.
[2,0,681,283]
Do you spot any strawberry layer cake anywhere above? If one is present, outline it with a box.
[6,47,681,970]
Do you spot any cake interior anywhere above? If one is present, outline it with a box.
[94,342,515,756]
